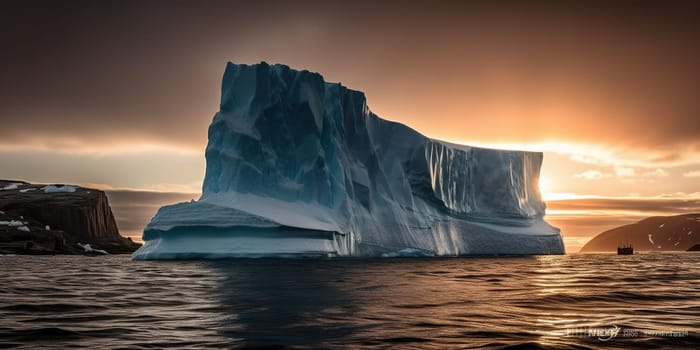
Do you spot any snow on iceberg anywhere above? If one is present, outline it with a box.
[132,61,564,260]
[41,185,78,193]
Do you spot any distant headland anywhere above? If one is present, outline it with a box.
[0,180,140,255]
[580,213,700,252]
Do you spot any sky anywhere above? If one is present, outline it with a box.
[2,0,699,251]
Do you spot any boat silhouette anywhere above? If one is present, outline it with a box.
[617,242,634,255]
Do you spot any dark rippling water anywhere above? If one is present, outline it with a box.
[1,253,699,349]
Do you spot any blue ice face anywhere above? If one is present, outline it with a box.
[204,61,544,221]
[132,61,563,260]
[205,63,346,209]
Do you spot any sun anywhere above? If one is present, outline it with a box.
[539,175,552,195]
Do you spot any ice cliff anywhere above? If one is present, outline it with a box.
[132,62,564,259]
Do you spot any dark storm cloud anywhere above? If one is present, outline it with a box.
[1,0,699,151]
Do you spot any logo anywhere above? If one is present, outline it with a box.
[565,324,688,341]
[595,324,620,341]
[566,324,620,341]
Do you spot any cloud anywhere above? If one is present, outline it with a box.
[456,140,700,169]
[614,167,635,177]
[78,183,116,191]
[683,170,700,178]
[644,168,669,177]
[574,170,611,180]
[574,166,670,185]
[1,1,699,162]
[0,138,201,156]
[83,182,201,194]
[569,166,672,188]
[547,194,700,216]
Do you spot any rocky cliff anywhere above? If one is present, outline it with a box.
[0,180,140,254]
[580,213,700,252]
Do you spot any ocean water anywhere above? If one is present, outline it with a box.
[1,253,698,349]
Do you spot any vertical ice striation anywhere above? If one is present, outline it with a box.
[132,61,564,259]
[426,141,545,222]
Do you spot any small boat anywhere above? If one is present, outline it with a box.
[617,243,634,255]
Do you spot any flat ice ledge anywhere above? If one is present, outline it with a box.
[132,220,564,260]
[132,235,338,260]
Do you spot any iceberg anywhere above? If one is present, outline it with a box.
[132,61,564,259]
